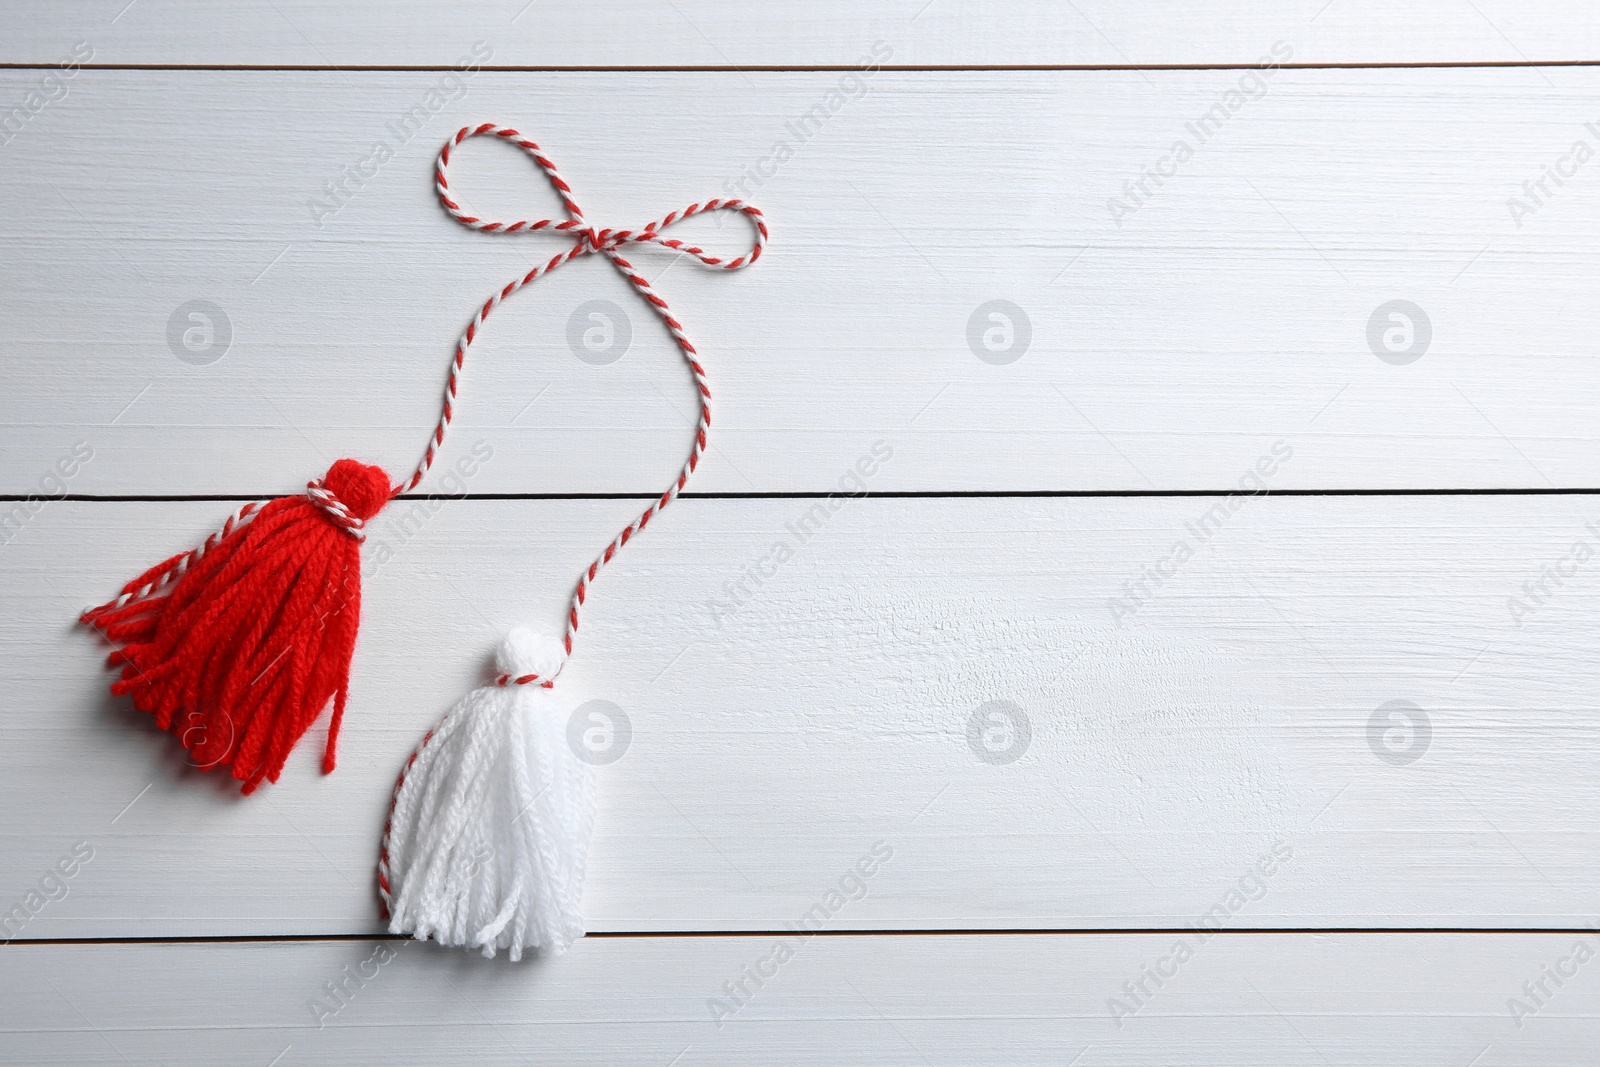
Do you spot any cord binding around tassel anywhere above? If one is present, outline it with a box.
[380,629,595,960]
[81,459,393,794]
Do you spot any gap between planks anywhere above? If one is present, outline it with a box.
[5,61,1600,72]
[9,927,1600,947]
[13,488,1600,503]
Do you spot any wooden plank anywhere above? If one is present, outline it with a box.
[4,495,1599,936]
[3,69,1600,494]
[3,934,1596,1064]
[1,1,1597,67]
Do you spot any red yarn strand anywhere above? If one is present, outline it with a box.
[82,460,388,793]
[84,126,767,796]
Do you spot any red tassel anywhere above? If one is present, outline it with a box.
[81,459,393,794]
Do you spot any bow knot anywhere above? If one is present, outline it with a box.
[432,123,768,273]
[401,123,770,688]
[402,125,771,502]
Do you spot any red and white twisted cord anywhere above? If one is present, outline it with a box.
[93,478,363,618]
[90,501,261,614]
[404,124,768,687]
[305,479,367,540]
[380,126,765,919]
[376,716,437,915]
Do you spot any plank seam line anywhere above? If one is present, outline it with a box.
[6,927,1595,947]
[18,488,1600,503]
[4,62,1600,72]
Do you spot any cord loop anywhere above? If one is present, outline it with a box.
[405,123,769,684]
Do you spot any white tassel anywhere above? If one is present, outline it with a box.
[381,629,596,959]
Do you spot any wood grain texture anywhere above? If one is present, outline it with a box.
[0,1,1597,67]
[2,10,1597,1055]
[4,69,1599,494]
[4,934,1596,1065]
[4,495,1599,936]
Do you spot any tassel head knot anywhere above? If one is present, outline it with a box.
[80,458,393,793]
[495,628,565,686]
[321,459,393,521]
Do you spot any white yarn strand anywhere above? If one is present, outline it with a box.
[384,630,595,959]
[380,126,769,959]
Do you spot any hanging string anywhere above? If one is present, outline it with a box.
[376,127,768,930]
[415,124,768,686]
[77,123,763,798]
[91,124,764,698]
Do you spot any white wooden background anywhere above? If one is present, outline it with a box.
[3,2,1600,1063]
